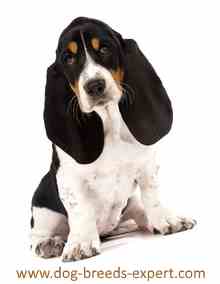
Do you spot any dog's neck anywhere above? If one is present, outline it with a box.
[94,102,121,142]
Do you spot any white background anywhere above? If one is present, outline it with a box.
[0,0,219,283]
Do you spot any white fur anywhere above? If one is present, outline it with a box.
[55,51,173,261]
[56,98,195,261]
[56,103,156,236]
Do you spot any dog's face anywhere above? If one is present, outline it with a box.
[44,17,173,164]
[57,23,124,113]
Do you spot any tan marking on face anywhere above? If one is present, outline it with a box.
[111,68,124,83]
[67,41,78,54]
[70,81,79,96]
[91,38,100,50]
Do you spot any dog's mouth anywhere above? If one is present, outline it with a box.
[75,93,112,114]
[84,90,113,109]
[94,96,110,106]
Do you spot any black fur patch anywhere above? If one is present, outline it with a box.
[31,146,67,221]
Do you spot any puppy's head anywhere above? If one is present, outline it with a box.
[56,18,124,112]
[44,17,173,164]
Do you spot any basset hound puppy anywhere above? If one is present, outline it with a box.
[31,17,196,261]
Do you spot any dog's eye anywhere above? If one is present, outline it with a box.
[99,46,111,56]
[63,53,75,65]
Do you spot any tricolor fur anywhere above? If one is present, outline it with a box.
[31,17,196,261]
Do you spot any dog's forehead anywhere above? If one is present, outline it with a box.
[81,24,112,40]
[61,23,113,50]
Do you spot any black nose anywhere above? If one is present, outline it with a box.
[84,79,106,97]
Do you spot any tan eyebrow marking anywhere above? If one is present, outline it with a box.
[67,41,78,54]
[91,37,100,50]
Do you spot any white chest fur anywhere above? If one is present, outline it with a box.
[56,103,156,235]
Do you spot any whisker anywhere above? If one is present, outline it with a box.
[119,85,129,108]
[66,95,88,127]
[121,82,135,104]
[73,99,79,124]
[118,82,135,108]
[66,96,75,114]
[75,102,82,126]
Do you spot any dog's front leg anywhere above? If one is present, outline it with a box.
[57,175,100,262]
[138,159,196,235]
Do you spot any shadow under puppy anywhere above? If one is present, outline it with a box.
[31,17,196,261]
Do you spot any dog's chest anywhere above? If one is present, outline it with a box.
[56,105,154,235]
[86,137,147,234]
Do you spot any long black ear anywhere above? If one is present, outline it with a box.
[119,39,173,145]
[44,64,104,164]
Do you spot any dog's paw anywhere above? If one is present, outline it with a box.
[35,236,65,258]
[61,239,100,262]
[147,207,197,235]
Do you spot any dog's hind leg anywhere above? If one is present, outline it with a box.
[31,207,69,258]
[31,172,69,258]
